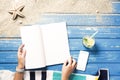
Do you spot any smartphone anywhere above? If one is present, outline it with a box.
[76,51,89,71]
[98,69,109,80]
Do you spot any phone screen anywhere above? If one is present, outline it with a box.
[98,69,109,80]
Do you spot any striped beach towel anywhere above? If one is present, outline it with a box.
[24,70,98,80]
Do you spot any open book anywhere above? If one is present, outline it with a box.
[20,22,70,69]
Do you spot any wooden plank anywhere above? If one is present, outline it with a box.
[112,2,120,14]
[0,39,21,50]
[37,14,120,26]
[69,38,120,50]
[76,63,120,75]
[0,51,17,63]
[71,51,120,63]
[1,26,120,38]
[0,64,17,71]
[1,39,120,50]
[68,26,120,38]
[110,76,120,80]
[0,51,120,63]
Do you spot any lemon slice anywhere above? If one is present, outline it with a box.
[83,36,95,48]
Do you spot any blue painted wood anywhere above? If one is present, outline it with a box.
[71,51,120,63]
[0,51,120,63]
[112,2,120,13]
[1,26,120,38]
[37,14,120,26]
[69,38,120,50]
[0,51,17,63]
[0,64,17,71]
[0,39,21,50]
[110,76,120,80]
[0,39,120,50]
[77,63,120,76]
[68,27,120,38]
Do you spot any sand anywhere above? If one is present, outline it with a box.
[0,0,113,37]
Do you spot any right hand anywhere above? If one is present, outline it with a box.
[61,57,77,80]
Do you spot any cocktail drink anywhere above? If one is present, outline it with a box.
[82,36,95,48]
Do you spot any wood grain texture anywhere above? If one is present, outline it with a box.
[0,38,120,50]
[37,14,120,26]
[112,2,120,13]
[1,51,120,63]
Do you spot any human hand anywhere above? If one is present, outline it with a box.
[17,44,26,69]
[61,57,77,80]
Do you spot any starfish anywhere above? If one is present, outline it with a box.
[8,5,25,20]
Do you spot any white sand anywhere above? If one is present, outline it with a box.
[0,0,113,37]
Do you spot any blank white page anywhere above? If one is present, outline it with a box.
[41,22,70,65]
[20,25,46,69]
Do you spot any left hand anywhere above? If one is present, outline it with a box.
[17,44,26,69]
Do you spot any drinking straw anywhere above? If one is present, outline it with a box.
[90,31,98,38]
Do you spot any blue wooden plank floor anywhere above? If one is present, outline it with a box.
[0,1,120,80]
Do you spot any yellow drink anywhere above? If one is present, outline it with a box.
[82,36,95,48]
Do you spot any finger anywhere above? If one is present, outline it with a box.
[18,44,24,52]
[19,44,24,49]
[72,59,77,67]
[68,57,73,66]
[63,59,68,66]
